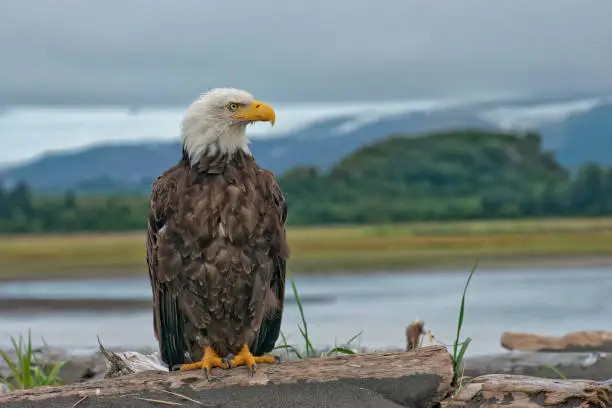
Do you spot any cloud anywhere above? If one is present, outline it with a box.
[1,0,611,106]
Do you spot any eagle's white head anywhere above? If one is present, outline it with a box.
[180,87,276,163]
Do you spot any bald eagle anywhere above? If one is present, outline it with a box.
[146,88,289,379]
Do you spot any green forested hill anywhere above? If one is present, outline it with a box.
[280,130,584,224]
[0,129,611,233]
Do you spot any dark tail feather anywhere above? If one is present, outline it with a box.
[252,310,283,356]
[251,258,286,356]
[158,289,187,370]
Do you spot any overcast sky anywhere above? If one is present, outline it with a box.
[1,0,611,107]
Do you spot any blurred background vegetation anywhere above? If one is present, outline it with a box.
[0,130,610,233]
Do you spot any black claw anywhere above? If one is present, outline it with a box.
[222,357,233,368]
[202,367,211,381]
[274,355,281,364]
[171,364,182,372]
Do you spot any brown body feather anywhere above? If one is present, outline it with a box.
[146,149,289,368]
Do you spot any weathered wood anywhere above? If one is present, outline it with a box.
[98,339,168,378]
[442,374,612,408]
[502,331,612,353]
[0,345,454,408]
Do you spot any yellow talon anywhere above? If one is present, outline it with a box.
[228,344,280,376]
[178,346,229,380]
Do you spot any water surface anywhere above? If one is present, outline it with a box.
[1,267,610,357]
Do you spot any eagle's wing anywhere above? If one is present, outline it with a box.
[146,165,192,368]
[251,168,289,356]
[148,162,288,364]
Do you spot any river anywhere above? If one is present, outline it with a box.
[1,266,611,357]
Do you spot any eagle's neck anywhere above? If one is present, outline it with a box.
[180,122,251,164]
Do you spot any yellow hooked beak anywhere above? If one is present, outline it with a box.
[233,100,276,126]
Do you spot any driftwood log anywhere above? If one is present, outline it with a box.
[502,331,612,353]
[0,345,454,408]
[443,374,612,408]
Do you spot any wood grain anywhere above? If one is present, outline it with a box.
[444,374,612,408]
[0,345,454,407]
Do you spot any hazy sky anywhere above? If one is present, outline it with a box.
[1,0,611,106]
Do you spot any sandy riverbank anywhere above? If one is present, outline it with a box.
[1,253,612,284]
[0,217,611,281]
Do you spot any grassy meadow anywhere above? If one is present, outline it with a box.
[0,216,610,281]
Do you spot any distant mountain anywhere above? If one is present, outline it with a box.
[1,97,611,191]
[0,108,496,191]
[541,103,612,168]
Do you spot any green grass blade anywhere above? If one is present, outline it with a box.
[289,347,303,360]
[288,271,316,357]
[25,331,34,388]
[453,261,478,361]
[344,331,364,347]
[450,260,479,384]
[454,336,472,374]
[283,271,365,360]
[297,324,316,357]
[273,344,303,359]
[326,346,356,355]
[275,331,303,359]
[45,361,64,385]
[276,331,291,352]
[0,348,18,374]
[9,336,20,355]
[0,332,64,390]
[0,377,15,392]
[273,344,294,350]
[543,365,567,380]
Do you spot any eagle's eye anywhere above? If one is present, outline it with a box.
[228,102,239,111]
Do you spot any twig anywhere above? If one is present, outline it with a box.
[156,389,205,406]
[70,395,88,407]
[133,397,183,406]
